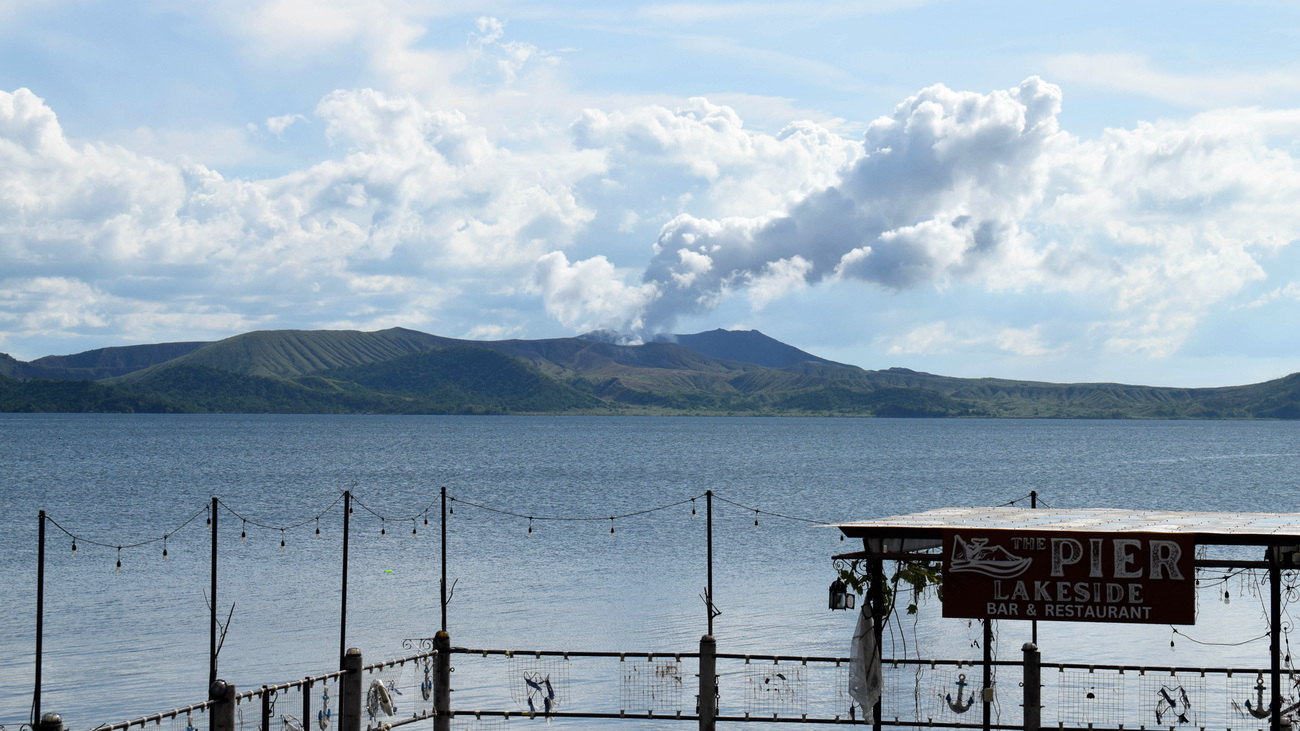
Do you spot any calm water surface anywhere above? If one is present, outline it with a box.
[2,415,1298,726]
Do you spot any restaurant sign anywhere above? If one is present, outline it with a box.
[941,530,1195,625]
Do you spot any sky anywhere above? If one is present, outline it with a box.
[2,0,1300,386]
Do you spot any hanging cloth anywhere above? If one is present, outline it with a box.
[849,601,882,713]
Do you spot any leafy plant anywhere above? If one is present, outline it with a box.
[836,558,943,618]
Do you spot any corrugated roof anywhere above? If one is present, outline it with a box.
[835,507,1300,545]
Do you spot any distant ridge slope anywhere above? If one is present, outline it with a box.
[117,327,456,381]
[26,341,209,380]
[663,329,845,369]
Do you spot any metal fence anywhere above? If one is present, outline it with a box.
[74,640,1300,731]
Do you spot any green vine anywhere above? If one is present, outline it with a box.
[836,558,943,618]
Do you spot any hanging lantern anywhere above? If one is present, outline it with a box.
[829,578,855,611]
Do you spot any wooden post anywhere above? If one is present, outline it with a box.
[261,686,271,731]
[434,632,451,731]
[340,648,362,731]
[302,678,312,731]
[1022,642,1040,731]
[868,557,884,731]
[209,680,235,731]
[698,634,717,731]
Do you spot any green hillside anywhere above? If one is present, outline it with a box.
[2,327,1299,418]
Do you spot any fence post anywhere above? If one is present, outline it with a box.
[210,680,235,731]
[1022,642,1040,731]
[261,686,271,731]
[434,631,452,731]
[340,648,362,731]
[699,634,717,731]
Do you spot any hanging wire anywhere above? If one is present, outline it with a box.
[709,494,828,525]
[45,504,208,552]
[447,493,706,523]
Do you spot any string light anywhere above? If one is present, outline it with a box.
[691,499,696,519]
[281,529,286,551]
[241,520,246,543]
[71,539,77,557]
[381,518,386,537]
[315,517,320,539]
[449,498,454,516]
[754,510,759,531]
[412,519,417,538]
[163,534,169,562]
[528,517,533,538]
[610,517,615,536]
[424,514,428,528]
[206,508,211,531]
[116,546,122,573]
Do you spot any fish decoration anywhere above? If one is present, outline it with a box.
[524,672,556,716]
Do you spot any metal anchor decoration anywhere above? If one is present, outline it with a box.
[946,673,976,714]
[317,687,332,730]
[1245,673,1273,719]
[421,658,433,701]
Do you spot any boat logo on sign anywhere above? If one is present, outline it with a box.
[948,535,1032,578]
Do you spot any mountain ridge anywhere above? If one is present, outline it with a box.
[2,328,1298,418]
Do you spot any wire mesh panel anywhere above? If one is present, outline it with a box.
[168,709,205,731]
[364,664,408,728]
[272,684,306,731]
[741,660,807,719]
[451,719,511,731]
[1139,671,1208,728]
[506,655,570,716]
[619,657,685,715]
[313,676,339,731]
[1228,672,1280,731]
[1053,668,1126,728]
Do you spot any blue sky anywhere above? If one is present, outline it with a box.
[2,0,1299,386]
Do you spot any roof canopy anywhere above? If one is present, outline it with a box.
[835,507,1300,546]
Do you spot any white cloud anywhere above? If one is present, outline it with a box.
[1046,53,1300,108]
[266,113,307,136]
[530,251,659,332]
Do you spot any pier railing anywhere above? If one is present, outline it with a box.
[73,639,1296,731]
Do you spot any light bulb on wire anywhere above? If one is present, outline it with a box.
[315,517,320,539]
[528,518,533,538]
[163,535,168,562]
[116,547,122,573]
[241,520,246,543]
[72,539,77,557]
[281,529,286,552]
[754,510,759,531]
[381,518,386,537]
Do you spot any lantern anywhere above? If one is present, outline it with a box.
[829,577,855,610]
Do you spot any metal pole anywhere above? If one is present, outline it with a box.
[210,497,218,690]
[983,619,993,731]
[706,490,714,636]
[441,486,447,633]
[1029,491,1038,647]
[34,510,45,725]
[303,678,312,731]
[340,490,351,669]
[1271,550,1282,731]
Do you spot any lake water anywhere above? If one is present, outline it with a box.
[2,415,1299,728]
